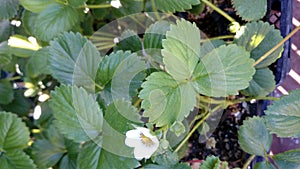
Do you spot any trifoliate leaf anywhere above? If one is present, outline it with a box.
[0,0,19,19]
[238,116,272,156]
[241,68,276,96]
[234,21,283,68]
[50,85,103,143]
[200,156,221,169]
[1,90,31,116]
[0,80,13,105]
[192,44,255,97]
[232,0,267,21]
[162,19,200,82]
[154,0,200,12]
[26,47,50,78]
[0,111,30,150]
[96,51,146,101]
[49,32,101,92]
[0,42,11,68]
[273,149,300,169]
[77,141,140,169]
[0,150,37,169]
[265,88,300,137]
[114,30,142,52]
[35,4,80,41]
[139,72,196,127]
[20,0,56,13]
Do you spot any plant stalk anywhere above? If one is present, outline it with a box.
[242,154,256,169]
[253,25,300,67]
[80,4,112,9]
[150,0,161,21]
[201,0,236,23]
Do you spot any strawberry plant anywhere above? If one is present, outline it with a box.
[0,0,300,169]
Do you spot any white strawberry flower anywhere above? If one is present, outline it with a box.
[125,127,159,160]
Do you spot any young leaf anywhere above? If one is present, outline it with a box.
[35,4,80,41]
[50,85,103,143]
[0,0,19,19]
[77,141,140,169]
[234,21,283,68]
[0,80,13,105]
[49,32,101,92]
[154,0,200,12]
[232,0,267,21]
[139,72,196,127]
[273,149,300,169]
[238,116,272,156]
[8,35,41,58]
[20,0,56,13]
[265,88,300,137]
[162,19,200,82]
[0,150,37,169]
[241,68,276,96]
[0,111,30,150]
[193,44,255,97]
[199,156,221,169]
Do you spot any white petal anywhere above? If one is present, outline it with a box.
[126,129,141,139]
[125,137,140,147]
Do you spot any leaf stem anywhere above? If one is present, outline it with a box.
[201,0,236,23]
[242,154,256,169]
[150,0,161,21]
[174,105,222,153]
[79,4,112,9]
[253,25,300,67]
[200,35,235,43]
[134,98,142,108]
[231,96,280,104]
[5,76,21,81]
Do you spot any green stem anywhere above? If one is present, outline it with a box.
[231,96,280,104]
[5,76,21,81]
[134,99,142,108]
[201,0,236,23]
[200,35,235,43]
[242,155,255,169]
[96,44,116,51]
[253,25,300,67]
[150,0,161,21]
[79,4,112,9]
[93,32,116,37]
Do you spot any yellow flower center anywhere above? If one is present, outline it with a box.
[140,133,155,147]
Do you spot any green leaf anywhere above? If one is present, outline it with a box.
[32,125,79,169]
[162,19,200,81]
[112,0,143,16]
[254,161,275,169]
[273,149,300,169]
[20,0,56,13]
[0,0,19,19]
[0,80,13,105]
[96,51,146,101]
[49,32,101,92]
[170,121,186,137]
[35,4,80,41]
[26,47,50,78]
[0,111,30,150]
[200,40,226,58]
[22,10,37,36]
[34,102,54,129]
[193,44,255,97]
[105,100,142,133]
[154,0,200,12]
[241,68,276,96]
[0,42,11,68]
[139,72,196,127]
[0,20,11,42]
[1,90,31,116]
[77,141,140,169]
[200,156,221,169]
[154,150,178,167]
[265,88,300,137]
[0,150,37,169]
[234,21,283,68]
[50,85,103,143]
[238,116,272,156]
[232,0,267,21]
[68,0,87,7]
[114,30,142,52]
